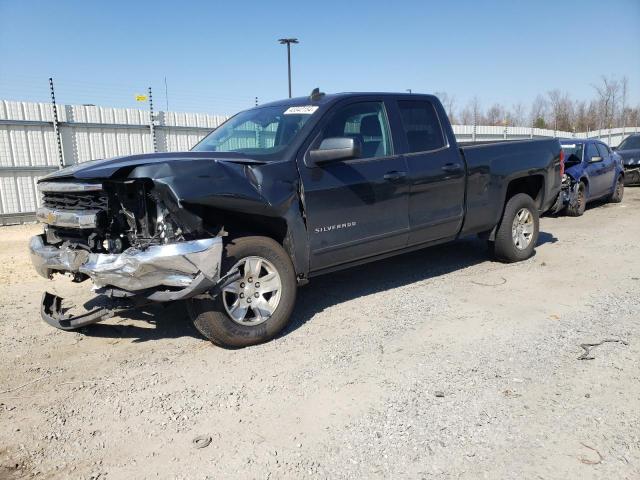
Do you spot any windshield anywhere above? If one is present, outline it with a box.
[618,136,640,150]
[191,105,316,158]
[561,143,584,163]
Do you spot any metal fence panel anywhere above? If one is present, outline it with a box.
[1,99,639,222]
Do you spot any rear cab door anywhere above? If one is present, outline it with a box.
[388,96,466,246]
[297,97,410,273]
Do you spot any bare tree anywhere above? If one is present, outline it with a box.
[547,90,561,130]
[593,76,620,128]
[530,95,548,128]
[459,107,472,125]
[574,100,589,132]
[546,90,573,132]
[628,105,640,129]
[449,75,632,131]
[619,76,628,127]
[460,97,483,125]
[485,103,506,126]
[586,101,599,131]
[434,91,457,124]
[510,103,527,127]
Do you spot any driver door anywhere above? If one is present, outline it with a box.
[298,100,410,272]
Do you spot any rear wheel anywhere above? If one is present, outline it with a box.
[187,236,297,348]
[493,193,539,263]
[608,175,624,203]
[566,181,587,217]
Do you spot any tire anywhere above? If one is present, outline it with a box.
[608,175,624,203]
[566,181,587,217]
[187,236,297,348]
[493,193,539,263]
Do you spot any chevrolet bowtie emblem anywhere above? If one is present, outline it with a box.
[46,212,56,224]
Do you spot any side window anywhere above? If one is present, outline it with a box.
[397,100,446,153]
[586,143,599,160]
[320,102,391,159]
[596,143,609,158]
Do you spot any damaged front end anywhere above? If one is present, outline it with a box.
[550,173,579,214]
[30,178,225,329]
[550,173,580,214]
[623,165,640,186]
[557,173,581,211]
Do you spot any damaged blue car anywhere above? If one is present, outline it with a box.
[614,133,640,185]
[556,139,625,216]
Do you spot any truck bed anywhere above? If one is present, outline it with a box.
[458,138,563,236]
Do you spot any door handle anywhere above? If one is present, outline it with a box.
[383,171,407,181]
[441,163,463,173]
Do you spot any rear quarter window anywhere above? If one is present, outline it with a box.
[397,100,446,153]
[596,143,610,157]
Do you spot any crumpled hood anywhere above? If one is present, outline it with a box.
[39,151,299,217]
[565,162,584,181]
[617,148,640,165]
[41,151,268,180]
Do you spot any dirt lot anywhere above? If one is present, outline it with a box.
[0,189,639,480]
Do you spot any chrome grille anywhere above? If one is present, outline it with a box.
[42,190,108,212]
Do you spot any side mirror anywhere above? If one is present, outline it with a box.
[308,137,361,166]
[611,146,617,151]
[589,155,602,163]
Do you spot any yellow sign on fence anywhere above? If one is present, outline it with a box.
[135,95,148,102]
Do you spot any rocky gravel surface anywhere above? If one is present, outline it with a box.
[1,189,639,479]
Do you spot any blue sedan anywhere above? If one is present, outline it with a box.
[557,139,625,216]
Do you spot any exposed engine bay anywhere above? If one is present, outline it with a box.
[30,179,229,329]
[38,179,212,257]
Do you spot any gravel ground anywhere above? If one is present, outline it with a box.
[1,189,639,480]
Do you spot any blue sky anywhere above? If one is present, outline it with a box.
[0,0,638,115]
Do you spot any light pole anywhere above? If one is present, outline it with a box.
[278,38,298,98]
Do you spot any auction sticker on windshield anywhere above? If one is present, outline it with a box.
[284,106,319,115]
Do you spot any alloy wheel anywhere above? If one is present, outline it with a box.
[222,256,282,326]
[511,207,534,250]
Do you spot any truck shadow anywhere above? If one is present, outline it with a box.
[284,233,556,337]
[81,301,194,343]
[81,232,557,344]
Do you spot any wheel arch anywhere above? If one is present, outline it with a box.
[579,176,589,197]
[504,174,545,210]
[196,206,309,283]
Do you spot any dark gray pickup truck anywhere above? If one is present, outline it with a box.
[30,91,563,347]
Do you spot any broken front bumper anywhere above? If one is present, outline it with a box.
[29,235,223,300]
[550,176,580,214]
[624,166,640,185]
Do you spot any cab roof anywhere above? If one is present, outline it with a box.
[258,92,438,109]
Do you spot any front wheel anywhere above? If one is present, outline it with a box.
[566,181,587,216]
[493,193,539,263]
[187,236,297,348]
